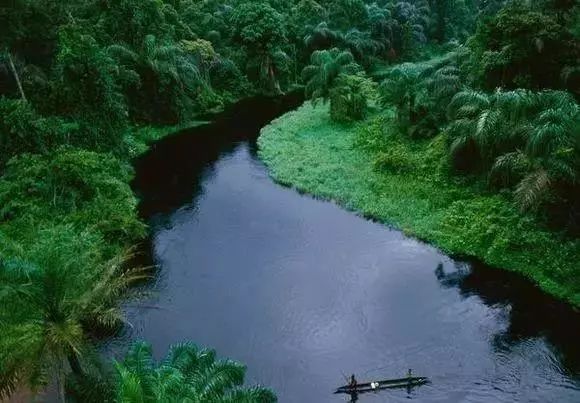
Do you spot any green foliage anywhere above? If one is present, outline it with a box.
[182,39,218,69]
[50,27,128,152]
[113,341,276,402]
[379,62,424,127]
[0,225,148,399]
[108,34,202,124]
[302,48,359,104]
[231,2,286,52]
[0,148,145,245]
[95,0,171,48]
[303,22,342,51]
[446,89,580,218]
[330,72,378,122]
[330,0,368,30]
[343,28,384,67]
[0,98,78,166]
[230,2,289,93]
[469,3,578,94]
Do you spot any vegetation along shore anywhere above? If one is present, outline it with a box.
[1,0,578,401]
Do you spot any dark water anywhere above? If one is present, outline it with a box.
[114,96,580,402]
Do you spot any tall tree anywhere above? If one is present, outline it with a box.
[230,2,289,94]
[379,63,424,126]
[469,3,578,94]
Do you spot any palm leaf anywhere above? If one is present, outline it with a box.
[515,169,551,211]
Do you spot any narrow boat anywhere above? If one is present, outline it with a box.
[335,376,429,394]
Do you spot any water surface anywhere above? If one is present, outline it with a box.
[117,97,580,402]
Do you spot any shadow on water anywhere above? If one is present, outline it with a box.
[132,92,303,221]
[435,261,580,376]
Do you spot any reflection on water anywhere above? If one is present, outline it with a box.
[112,96,580,402]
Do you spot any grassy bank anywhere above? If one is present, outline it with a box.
[258,102,580,307]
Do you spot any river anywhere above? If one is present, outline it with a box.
[107,96,580,402]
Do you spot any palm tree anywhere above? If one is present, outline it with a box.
[342,29,384,66]
[379,62,424,125]
[329,72,378,122]
[303,22,342,51]
[491,91,579,210]
[301,48,359,104]
[0,226,148,400]
[115,341,276,402]
[108,35,202,122]
[447,89,579,211]
[425,66,462,105]
[389,0,430,56]
[365,3,394,54]
[445,89,499,169]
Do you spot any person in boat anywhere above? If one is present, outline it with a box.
[349,374,357,389]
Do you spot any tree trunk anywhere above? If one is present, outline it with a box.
[67,353,84,377]
[409,93,416,124]
[6,51,27,102]
[269,64,282,95]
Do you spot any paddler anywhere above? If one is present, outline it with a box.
[349,374,357,389]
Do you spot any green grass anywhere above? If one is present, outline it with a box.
[258,102,580,307]
[126,120,210,157]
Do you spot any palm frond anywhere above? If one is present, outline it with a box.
[515,169,551,211]
[490,150,529,187]
[222,386,277,403]
[447,90,490,120]
[197,360,245,400]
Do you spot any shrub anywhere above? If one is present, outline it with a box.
[0,147,145,245]
[330,72,378,122]
[0,98,78,167]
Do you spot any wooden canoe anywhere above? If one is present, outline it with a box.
[335,376,429,394]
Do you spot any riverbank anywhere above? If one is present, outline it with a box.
[258,102,580,307]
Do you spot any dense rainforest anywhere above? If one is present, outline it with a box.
[0,0,578,401]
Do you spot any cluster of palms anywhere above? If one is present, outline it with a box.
[377,51,463,133]
[371,29,579,228]
[301,47,379,122]
[447,89,579,213]
[301,0,433,65]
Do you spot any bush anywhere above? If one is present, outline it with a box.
[50,27,128,152]
[330,73,377,122]
[0,98,78,167]
[0,147,145,245]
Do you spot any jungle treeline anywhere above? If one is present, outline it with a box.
[0,0,578,401]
